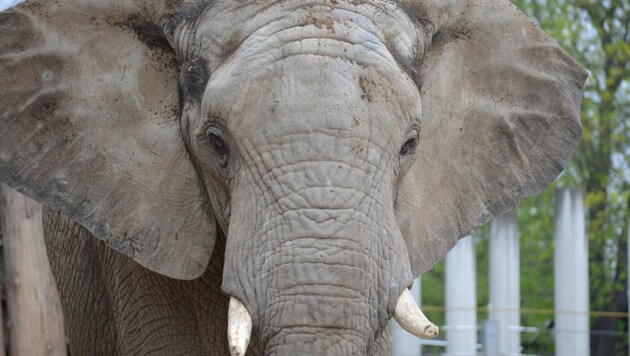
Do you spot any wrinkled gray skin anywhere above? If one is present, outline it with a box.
[0,0,586,355]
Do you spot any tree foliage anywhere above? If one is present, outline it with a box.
[422,0,629,354]
[514,0,629,354]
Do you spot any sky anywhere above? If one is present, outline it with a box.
[0,0,22,11]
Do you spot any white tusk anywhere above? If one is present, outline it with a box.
[228,297,253,356]
[393,289,439,338]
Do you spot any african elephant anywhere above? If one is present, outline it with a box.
[0,0,586,354]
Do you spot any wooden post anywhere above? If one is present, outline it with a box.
[0,185,66,356]
[0,273,4,356]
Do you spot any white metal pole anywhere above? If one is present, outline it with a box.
[391,277,422,356]
[446,235,477,355]
[554,188,589,356]
[489,212,521,355]
[571,189,590,354]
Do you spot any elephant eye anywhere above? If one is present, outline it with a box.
[206,127,229,162]
[399,137,418,156]
[209,133,227,153]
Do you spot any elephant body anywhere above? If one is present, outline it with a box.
[0,0,586,354]
[42,209,253,355]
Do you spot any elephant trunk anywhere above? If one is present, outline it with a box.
[261,243,376,355]
[226,288,440,355]
[222,157,414,354]
[225,207,394,354]
[266,328,364,355]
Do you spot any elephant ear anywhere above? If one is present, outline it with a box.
[0,1,215,279]
[395,0,588,276]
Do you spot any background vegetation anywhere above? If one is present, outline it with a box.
[422,0,629,354]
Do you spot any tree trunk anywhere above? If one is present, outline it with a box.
[0,185,66,356]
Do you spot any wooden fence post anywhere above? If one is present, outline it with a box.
[0,185,66,356]
[0,277,4,356]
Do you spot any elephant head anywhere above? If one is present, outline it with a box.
[0,0,586,354]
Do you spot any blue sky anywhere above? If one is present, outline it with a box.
[0,0,22,11]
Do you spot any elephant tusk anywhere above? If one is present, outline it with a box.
[228,297,252,356]
[393,289,439,338]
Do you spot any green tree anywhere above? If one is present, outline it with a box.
[423,1,630,354]
[512,0,630,354]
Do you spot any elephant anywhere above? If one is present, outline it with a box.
[0,0,586,355]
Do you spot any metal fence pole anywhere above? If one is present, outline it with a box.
[554,188,589,356]
[482,319,500,356]
[445,235,477,355]
[489,212,521,354]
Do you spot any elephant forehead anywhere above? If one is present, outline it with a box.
[192,0,427,73]
[194,0,426,147]
[206,51,420,147]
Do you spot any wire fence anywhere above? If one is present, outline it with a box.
[403,305,629,355]
[421,305,630,318]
